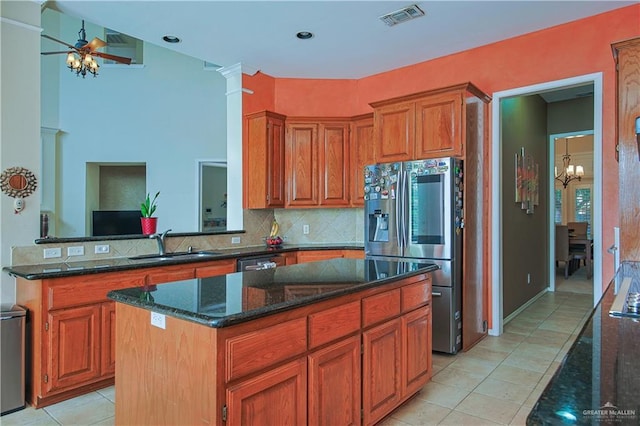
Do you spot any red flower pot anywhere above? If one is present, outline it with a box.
[141,217,158,235]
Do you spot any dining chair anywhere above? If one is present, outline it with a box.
[555,225,572,279]
[567,221,588,236]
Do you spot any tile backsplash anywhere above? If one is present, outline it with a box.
[10,208,364,266]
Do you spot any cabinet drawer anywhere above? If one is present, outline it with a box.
[401,278,431,313]
[226,317,307,382]
[146,267,195,284]
[309,301,360,349]
[48,275,145,310]
[195,260,237,278]
[362,289,401,328]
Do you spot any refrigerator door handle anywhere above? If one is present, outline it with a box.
[401,169,409,250]
[432,291,443,297]
[395,172,402,249]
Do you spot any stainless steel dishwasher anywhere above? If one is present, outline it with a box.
[1,304,26,416]
[236,254,286,271]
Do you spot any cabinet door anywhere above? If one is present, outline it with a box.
[402,306,431,397]
[146,266,195,284]
[244,111,286,208]
[350,115,374,206]
[308,336,361,426]
[101,302,116,376]
[226,358,307,426]
[319,122,350,206]
[374,101,414,162]
[415,92,463,158]
[47,305,101,393]
[287,123,319,206]
[362,318,401,426]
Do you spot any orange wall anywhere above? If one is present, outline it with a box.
[243,4,640,286]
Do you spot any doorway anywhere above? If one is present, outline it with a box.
[490,73,603,336]
[198,160,227,232]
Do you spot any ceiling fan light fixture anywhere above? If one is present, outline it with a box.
[162,35,181,44]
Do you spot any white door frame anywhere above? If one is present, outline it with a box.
[490,72,603,336]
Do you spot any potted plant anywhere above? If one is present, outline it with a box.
[140,191,159,235]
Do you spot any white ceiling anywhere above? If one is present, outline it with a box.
[45,0,636,80]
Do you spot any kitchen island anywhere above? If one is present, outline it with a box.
[108,258,437,426]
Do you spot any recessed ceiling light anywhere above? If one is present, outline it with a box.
[162,35,181,43]
[296,31,314,40]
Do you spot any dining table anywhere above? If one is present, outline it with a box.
[569,234,593,279]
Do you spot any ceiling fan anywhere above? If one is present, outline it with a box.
[41,20,132,78]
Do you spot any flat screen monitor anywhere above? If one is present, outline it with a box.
[92,210,142,236]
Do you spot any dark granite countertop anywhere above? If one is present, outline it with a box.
[527,261,640,425]
[2,244,363,280]
[107,258,437,328]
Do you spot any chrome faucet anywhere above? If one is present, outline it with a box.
[150,229,172,255]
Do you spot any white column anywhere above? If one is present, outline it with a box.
[216,63,257,231]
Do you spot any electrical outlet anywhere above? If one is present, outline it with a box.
[95,244,110,254]
[231,236,241,244]
[150,312,166,329]
[67,246,85,256]
[43,248,61,259]
[303,224,310,235]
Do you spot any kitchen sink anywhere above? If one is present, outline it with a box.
[128,251,221,262]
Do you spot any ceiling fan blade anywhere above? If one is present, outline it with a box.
[84,37,107,52]
[41,34,76,50]
[41,51,73,56]
[94,52,132,65]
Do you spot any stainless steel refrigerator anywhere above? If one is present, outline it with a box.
[364,157,464,354]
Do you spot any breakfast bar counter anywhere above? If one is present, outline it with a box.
[108,258,437,425]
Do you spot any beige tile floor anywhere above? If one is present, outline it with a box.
[2,270,593,426]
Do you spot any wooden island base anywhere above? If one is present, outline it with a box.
[114,272,432,426]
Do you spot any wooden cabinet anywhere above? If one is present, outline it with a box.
[244,111,286,208]
[350,114,375,206]
[414,91,463,158]
[371,83,490,160]
[47,305,101,393]
[308,336,361,426]
[286,119,350,207]
[226,359,307,426]
[372,100,415,162]
[612,38,640,261]
[362,318,402,425]
[362,283,432,425]
[16,258,241,408]
[296,249,363,263]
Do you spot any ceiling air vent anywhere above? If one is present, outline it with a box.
[379,4,425,27]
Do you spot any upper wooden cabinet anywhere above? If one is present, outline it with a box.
[612,38,640,262]
[286,118,350,208]
[350,114,375,206]
[244,111,287,209]
[370,83,490,161]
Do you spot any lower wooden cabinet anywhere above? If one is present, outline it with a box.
[308,336,361,426]
[362,319,402,425]
[47,304,102,393]
[17,258,241,408]
[226,358,307,426]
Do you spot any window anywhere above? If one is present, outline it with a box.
[554,189,562,223]
[574,187,592,237]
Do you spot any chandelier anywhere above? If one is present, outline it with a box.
[555,138,584,188]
